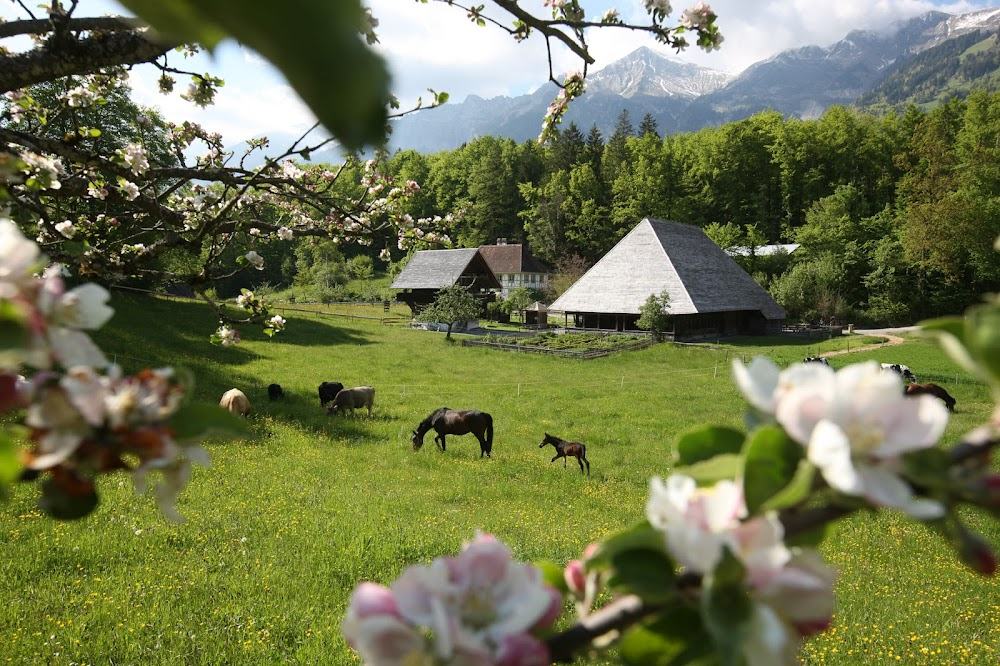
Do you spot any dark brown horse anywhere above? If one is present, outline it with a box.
[412,407,494,457]
[539,433,590,475]
[904,382,956,412]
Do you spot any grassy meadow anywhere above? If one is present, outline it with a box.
[1,294,998,665]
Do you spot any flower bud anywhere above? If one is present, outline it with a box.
[564,559,585,596]
[959,530,997,576]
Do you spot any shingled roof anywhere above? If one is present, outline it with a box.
[549,219,785,320]
[390,248,500,290]
[477,243,549,274]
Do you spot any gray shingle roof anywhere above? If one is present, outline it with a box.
[390,248,499,290]
[549,219,785,320]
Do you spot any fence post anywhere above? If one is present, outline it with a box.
[714,362,718,379]
[517,384,521,398]
[621,376,624,388]
[402,385,405,398]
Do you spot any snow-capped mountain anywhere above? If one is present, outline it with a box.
[380,7,1000,153]
[585,46,733,99]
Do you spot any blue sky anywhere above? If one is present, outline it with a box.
[5,1,997,146]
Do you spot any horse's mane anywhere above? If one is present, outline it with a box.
[418,407,450,431]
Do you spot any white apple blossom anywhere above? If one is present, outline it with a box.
[268,315,285,329]
[646,474,835,665]
[602,7,620,22]
[734,358,950,518]
[244,251,264,270]
[236,292,254,308]
[644,0,671,15]
[216,326,240,347]
[680,1,713,29]
[54,220,76,239]
[0,218,42,292]
[120,143,149,175]
[119,180,140,200]
[277,226,293,241]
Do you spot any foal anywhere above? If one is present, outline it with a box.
[539,433,590,475]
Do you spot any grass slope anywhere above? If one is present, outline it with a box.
[1,295,997,664]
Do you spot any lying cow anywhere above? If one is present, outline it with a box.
[318,381,344,406]
[803,357,830,366]
[880,363,917,383]
[220,388,250,417]
[268,383,285,401]
[325,386,375,417]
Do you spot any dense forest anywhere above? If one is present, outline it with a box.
[232,91,1000,327]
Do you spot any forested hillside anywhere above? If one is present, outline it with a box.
[231,94,1000,328]
[858,30,1000,111]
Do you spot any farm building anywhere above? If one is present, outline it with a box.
[477,239,550,298]
[390,248,501,314]
[548,218,786,340]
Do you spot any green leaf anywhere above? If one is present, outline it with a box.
[119,0,391,150]
[38,478,99,520]
[760,460,816,513]
[535,560,567,594]
[166,403,252,443]
[588,521,676,601]
[88,128,102,137]
[674,454,744,487]
[587,521,666,572]
[674,426,745,466]
[902,447,954,490]
[115,0,228,48]
[0,430,22,500]
[605,548,677,602]
[702,548,752,666]
[0,299,29,350]
[620,605,715,666]
[742,425,804,514]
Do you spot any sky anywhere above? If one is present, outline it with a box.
[8,0,999,146]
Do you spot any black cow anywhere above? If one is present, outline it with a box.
[268,384,285,401]
[318,381,345,406]
[803,357,830,366]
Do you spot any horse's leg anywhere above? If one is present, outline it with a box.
[550,455,558,464]
[583,455,590,475]
[563,455,568,468]
[577,456,585,474]
[476,432,488,458]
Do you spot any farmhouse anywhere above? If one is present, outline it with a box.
[477,239,550,298]
[548,218,786,340]
[390,248,501,313]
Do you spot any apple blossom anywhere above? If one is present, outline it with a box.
[734,358,950,518]
[244,251,265,270]
[646,474,835,665]
[277,226,293,241]
[236,292,254,309]
[54,221,76,239]
[119,180,140,200]
[345,533,559,665]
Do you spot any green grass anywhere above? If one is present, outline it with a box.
[1,295,997,664]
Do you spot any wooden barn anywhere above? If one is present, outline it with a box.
[390,248,501,314]
[548,218,785,341]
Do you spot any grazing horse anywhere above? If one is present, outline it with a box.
[905,382,956,412]
[412,407,494,458]
[539,433,590,475]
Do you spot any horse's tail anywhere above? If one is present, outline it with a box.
[485,414,494,454]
